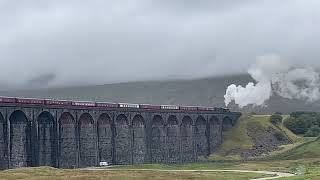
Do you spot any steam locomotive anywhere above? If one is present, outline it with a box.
[0,96,229,112]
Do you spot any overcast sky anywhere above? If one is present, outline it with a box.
[0,0,319,90]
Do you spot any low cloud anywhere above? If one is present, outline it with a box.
[0,1,320,90]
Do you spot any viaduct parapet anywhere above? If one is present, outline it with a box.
[0,102,241,169]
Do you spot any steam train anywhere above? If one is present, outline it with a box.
[0,96,229,112]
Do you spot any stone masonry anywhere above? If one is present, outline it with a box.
[0,104,241,169]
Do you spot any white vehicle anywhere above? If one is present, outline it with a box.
[99,162,109,166]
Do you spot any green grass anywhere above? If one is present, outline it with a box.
[117,162,240,170]
[0,167,272,180]
[275,137,320,160]
[116,158,320,179]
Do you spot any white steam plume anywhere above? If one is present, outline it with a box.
[224,54,320,108]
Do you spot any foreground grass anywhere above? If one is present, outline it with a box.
[0,167,271,180]
[275,137,320,160]
[117,158,320,179]
[117,138,320,179]
[2,142,320,179]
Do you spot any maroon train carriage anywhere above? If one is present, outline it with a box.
[96,102,119,108]
[45,99,72,106]
[140,104,161,110]
[160,105,179,110]
[71,101,96,107]
[119,103,140,109]
[16,98,45,105]
[0,96,224,112]
[197,106,215,111]
[0,97,16,103]
[180,106,198,111]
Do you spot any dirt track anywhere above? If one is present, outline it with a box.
[84,168,296,180]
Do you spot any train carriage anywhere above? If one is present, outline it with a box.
[0,95,228,112]
[119,103,140,109]
[160,105,179,110]
[45,99,72,106]
[180,106,198,111]
[96,102,119,108]
[16,98,45,105]
[71,101,95,107]
[0,96,16,103]
[140,104,161,110]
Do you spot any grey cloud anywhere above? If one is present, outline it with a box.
[0,0,320,90]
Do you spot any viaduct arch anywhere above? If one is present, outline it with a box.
[97,113,113,165]
[195,116,208,156]
[9,110,31,168]
[59,112,77,168]
[37,111,56,167]
[0,105,240,169]
[131,114,146,164]
[79,113,96,167]
[150,115,166,163]
[167,115,180,163]
[114,114,131,165]
[180,116,194,162]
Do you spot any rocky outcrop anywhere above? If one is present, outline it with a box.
[243,124,292,158]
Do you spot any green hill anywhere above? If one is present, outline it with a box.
[275,137,320,160]
[210,115,303,160]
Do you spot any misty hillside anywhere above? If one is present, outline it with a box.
[1,74,320,114]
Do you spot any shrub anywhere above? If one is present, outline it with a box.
[274,131,286,141]
[270,114,283,125]
[286,112,320,135]
[297,114,317,128]
[305,125,320,137]
[284,117,307,134]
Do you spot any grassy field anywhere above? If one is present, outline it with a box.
[0,167,272,180]
[116,157,320,179]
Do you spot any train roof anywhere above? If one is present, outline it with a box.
[0,96,228,111]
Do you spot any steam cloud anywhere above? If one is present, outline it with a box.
[224,54,320,108]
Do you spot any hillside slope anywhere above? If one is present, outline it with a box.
[1,74,320,113]
[275,137,320,160]
[210,115,302,160]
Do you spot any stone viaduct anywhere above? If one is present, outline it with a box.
[0,104,241,169]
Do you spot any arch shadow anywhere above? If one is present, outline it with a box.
[150,115,165,163]
[58,112,77,168]
[97,113,113,165]
[37,111,56,167]
[9,110,32,168]
[79,113,96,167]
[131,115,146,164]
[114,114,130,165]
